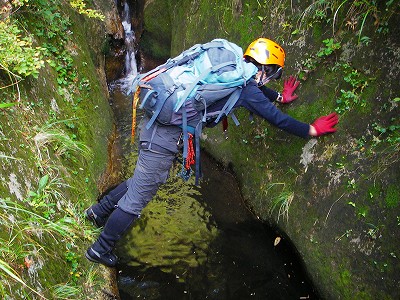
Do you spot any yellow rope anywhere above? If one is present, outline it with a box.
[131,86,141,143]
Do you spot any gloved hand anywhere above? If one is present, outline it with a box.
[281,75,300,103]
[310,113,339,136]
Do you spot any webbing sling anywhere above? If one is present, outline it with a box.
[194,121,202,185]
[182,103,188,161]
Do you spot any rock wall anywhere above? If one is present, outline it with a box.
[0,0,121,298]
[141,0,400,299]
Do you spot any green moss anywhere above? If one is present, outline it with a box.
[141,0,172,60]
[356,204,369,219]
[385,185,400,208]
[367,183,382,203]
[357,84,377,115]
[339,269,352,287]
[312,22,324,39]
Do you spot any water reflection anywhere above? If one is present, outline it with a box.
[117,174,218,273]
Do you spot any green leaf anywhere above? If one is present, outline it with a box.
[38,174,49,194]
[28,191,38,197]
[0,103,16,109]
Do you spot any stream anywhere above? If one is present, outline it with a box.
[104,1,320,299]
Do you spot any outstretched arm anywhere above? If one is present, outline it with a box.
[239,81,339,138]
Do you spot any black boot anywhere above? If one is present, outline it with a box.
[85,181,128,227]
[85,208,137,267]
[85,207,108,228]
[85,247,118,267]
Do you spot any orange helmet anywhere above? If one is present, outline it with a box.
[244,38,285,68]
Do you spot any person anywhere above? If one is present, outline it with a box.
[84,38,339,267]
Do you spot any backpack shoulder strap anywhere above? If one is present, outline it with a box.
[214,87,242,124]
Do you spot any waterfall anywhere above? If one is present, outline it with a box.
[120,0,138,88]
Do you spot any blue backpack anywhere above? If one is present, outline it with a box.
[131,39,258,183]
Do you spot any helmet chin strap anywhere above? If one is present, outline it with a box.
[257,66,283,87]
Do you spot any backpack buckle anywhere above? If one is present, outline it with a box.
[167,84,178,95]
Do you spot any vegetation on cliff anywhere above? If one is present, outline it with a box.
[0,0,116,298]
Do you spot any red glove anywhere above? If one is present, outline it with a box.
[311,113,339,136]
[281,76,300,103]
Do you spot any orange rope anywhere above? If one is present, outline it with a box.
[185,133,195,170]
[131,86,141,143]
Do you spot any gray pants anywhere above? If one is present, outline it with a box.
[92,118,182,218]
[87,120,181,257]
[118,149,176,215]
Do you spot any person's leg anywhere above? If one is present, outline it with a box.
[85,207,137,267]
[117,150,176,216]
[85,181,128,227]
[86,150,175,267]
